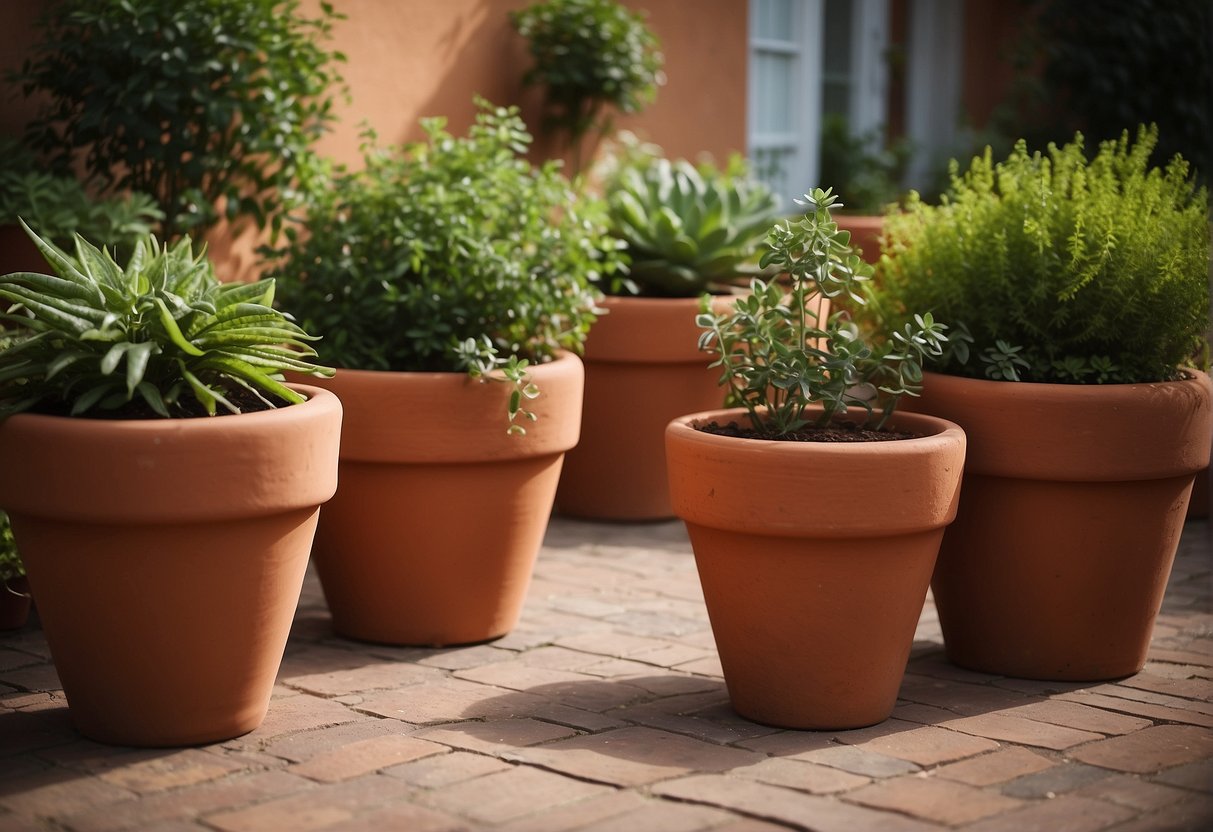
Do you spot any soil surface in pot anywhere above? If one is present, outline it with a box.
[698,419,921,442]
[25,387,294,419]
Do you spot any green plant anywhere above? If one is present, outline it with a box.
[872,125,1209,384]
[0,138,162,254]
[818,114,912,214]
[998,0,1210,187]
[17,0,346,241]
[697,188,950,437]
[0,221,333,419]
[269,101,620,432]
[599,138,781,297]
[0,510,22,584]
[511,0,663,170]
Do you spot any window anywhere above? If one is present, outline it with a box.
[748,0,890,206]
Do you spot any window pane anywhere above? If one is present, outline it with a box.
[754,52,794,133]
[754,0,795,41]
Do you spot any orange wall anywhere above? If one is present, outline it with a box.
[0,1,747,278]
[303,0,747,168]
[0,1,747,167]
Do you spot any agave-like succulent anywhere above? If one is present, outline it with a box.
[606,155,781,297]
[0,220,332,419]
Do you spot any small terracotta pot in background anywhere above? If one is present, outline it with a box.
[0,386,342,746]
[556,295,733,521]
[0,576,31,630]
[308,352,583,646]
[666,407,966,729]
[915,371,1213,681]
[834,214,884,264]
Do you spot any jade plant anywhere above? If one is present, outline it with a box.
[600,138,782,297]
[269,100,621,432]
[697,188,950,437]
[0,221,333,419]
[872,125,1209,383]
[511,0,663,171]
[17,0,346,240]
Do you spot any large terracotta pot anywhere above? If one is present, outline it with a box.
[556,295,733,520]
[666,407,966,729]
[308,352,583,646]
[915,371,1213,680]
[0,386,342,746]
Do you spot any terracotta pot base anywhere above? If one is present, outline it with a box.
[688,524,946,729]
[314,455,563,646]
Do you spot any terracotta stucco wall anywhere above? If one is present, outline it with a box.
[0,1,747,167]
[0,1,746,277]
[305,0,747,166]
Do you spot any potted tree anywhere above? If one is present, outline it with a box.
[665,188,966,730]
[0,223,341,746]
[510,0,664,174]
[16,0,345,242]
[0,510,30,631]
[870,125,1211,680]
[270,101,619,647]
[556,140,784,520]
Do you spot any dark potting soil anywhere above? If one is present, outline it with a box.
[28,387,292,420]
[697,420,922,443]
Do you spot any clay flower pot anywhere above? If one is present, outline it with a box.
[308,352,583,646]
[666,407,966,729]
[916,371,1213,680]
[0,386,342,746]
[834,214,884,264]
[0,576,31,630]
[556,295,733,520]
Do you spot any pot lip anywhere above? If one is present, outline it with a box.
[923,367,1209,391]
[0,382,338,430]
[324,348,580,382]
[668,406,965,452]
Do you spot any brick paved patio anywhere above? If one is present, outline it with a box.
[2,517,1210,831]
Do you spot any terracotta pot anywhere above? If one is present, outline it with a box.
[0,575,31,630]
[0,386,342,746]
[555,295,733,520]
[915,371,1213,680]
[666,407,966,729]
[834,214,884,263]
[308,352,583,646]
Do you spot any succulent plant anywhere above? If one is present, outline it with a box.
[605,151,781,297]
[0,221,333,419]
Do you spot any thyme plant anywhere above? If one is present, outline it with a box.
[873,125,1209,383]
[0,222,332,419]
[698,189,949,437]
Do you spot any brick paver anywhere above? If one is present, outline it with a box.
[1,517,1211,831]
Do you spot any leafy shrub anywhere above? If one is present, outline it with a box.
[598,137,781,297]
[697,189,950,437]
[269,101,619,427]
[511,0,663,168]
[17,0,346,240]
[0,510,21,583]
[0,222,332,419]
[818,114,911,214]
[871,125,1209,383]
